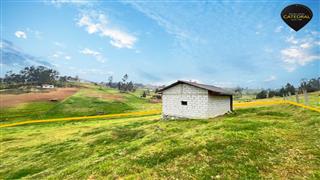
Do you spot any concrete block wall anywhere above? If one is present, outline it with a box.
[162,84,209,118]
[207,95,231,117]
[162,83,231,119]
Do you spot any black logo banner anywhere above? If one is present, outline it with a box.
[281,4,313,31]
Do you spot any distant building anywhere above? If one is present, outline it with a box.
[159,80,233,119]
[42,84,54,89]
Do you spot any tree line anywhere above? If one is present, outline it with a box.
[0,66,138,93]
[106,74,136,92]
[256,77,320,99]
[0,66,79,89]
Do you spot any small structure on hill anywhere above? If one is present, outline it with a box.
[42,84,54,89]
[158,80,233,119]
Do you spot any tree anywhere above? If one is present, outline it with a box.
[3,66,60,88]
[3,71,24,86]
[308,78,320,92]
[268,90,277,98]
[59,76,67,83]
[108,76,113,87]
[256,90,267,99]
[122,74,128,84]
[279,87,286,97]
[299,78,320,92]
[285,83,295,96]
[118,74,132,92]
[20,66,59,85]
[117,82,121,91]
[141,91,147,98]
[0,66,85,89]
[127,81,134,92]
[299,79,308,93]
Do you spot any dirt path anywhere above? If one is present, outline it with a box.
[0,88,79,108]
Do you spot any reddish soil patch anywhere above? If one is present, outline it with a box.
[86,93,124,101]
[149,99,162,103]
[0,88,79,108]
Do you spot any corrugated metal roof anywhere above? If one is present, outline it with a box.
[158,80,233,95]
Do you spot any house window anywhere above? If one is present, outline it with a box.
[181,101,188,105]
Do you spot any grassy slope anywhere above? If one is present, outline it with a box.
[235,91,319,108]
[0,105,319,179]
[0,85,160,125]
[285,91,320,108]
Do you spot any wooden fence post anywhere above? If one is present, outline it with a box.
[303,89,309,105]
[295,92,299,103]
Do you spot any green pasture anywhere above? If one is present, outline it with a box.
[0,85,160,125]
[0,105,319,179]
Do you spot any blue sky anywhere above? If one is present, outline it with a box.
[1,0,319,88]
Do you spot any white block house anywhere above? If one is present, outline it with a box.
[159,80,233,119]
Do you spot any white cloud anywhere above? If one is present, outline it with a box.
[281,47,319,72]
[80,48,105,63]
[280,33,320,72]
[286,35,298,44]
[77,12,137,49]
[78,15,99,34]
[48,0,91,7]
[51,51,72,60]
[300,43,311,49]
[274,26,283,33]
[310,31,320,36]
[25,28,43,39]
[54,42,66,48]
[264,75,276,82]
[15,31,27,39]
[80,48,100,56]
[51,51,63,58]
[52,54,59,58]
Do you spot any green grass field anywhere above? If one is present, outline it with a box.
[286,91,320,108]
[235,91,319,108]
[0,85,160,125]
[1,105,319,179]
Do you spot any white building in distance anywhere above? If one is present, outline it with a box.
[42,84,54,89]
[159,80,233,119]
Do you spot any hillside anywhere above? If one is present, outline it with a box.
[1,105,319,179]
[0,84,160,125]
